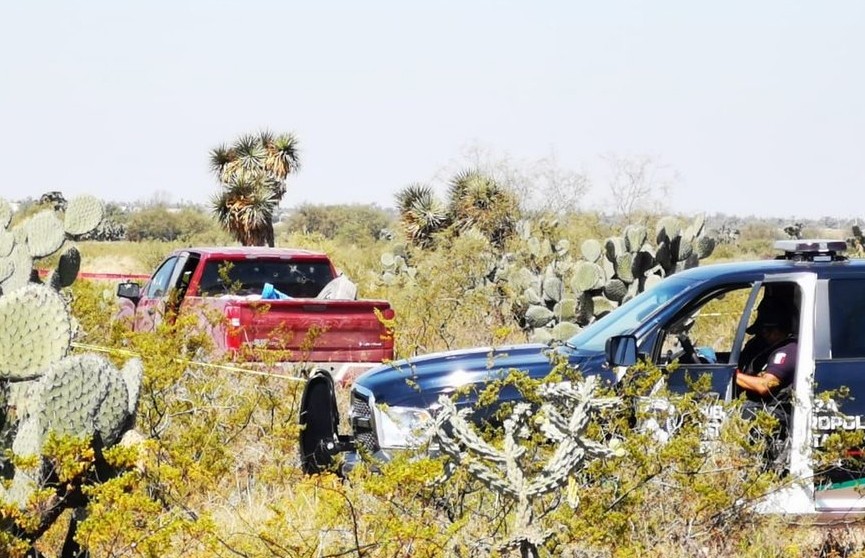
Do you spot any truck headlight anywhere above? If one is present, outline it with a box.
[376,405,433,449]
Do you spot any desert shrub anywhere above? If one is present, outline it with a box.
[555,211,617,243]
[285,203,396,244]
[126,206,223,242]
[378,230,521,356]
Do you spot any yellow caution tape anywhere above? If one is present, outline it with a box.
[70,342,308,381]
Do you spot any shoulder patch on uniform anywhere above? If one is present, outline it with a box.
[773,352,787,365]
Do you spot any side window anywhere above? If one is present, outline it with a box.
[658,281,800,398]
[659,286,753,367]
[736,282,800,372]
[171,254,199,302]
[145,257,178,298]
[829,279,865,358]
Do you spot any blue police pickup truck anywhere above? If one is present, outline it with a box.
[300,239,865,516]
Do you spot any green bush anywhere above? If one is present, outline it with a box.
[285,203,396,244]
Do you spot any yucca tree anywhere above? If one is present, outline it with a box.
[209,130,300,246]
[394,183,449,248]
[211,169,282,246]
[447,169,520,248]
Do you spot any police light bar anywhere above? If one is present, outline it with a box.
[774,239,848,262]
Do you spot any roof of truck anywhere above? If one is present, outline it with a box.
[174,246,329,259]
[671,256,865,283]
[668,239,864,283]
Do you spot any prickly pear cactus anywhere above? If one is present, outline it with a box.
[0,194,104,295]
[378,243,418,286]
[493,213,717,342]
[380,209,718,347]
[0,196,141,554]
[433,376,620,555]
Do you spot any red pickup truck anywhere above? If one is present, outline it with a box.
[115,247,394,382]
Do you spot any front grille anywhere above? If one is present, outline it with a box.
[350,390,379,453]
[351,393,371,419]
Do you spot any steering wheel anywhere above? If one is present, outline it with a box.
[676,333,700,364]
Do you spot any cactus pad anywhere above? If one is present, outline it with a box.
[683,253,701,271]
[525,305,555,328]
[655,216,682,244]
[64,195,105,236]
[551,321,580,341]
[603,278,628,303]
[677,240,693,262]
[572,261,605,292]
[554,297,577,322]
[631,250,655,281]
[120,357,143,418]
[687,213,706,239]
[530,328,553,344]
[644,273,663,291]
[580,239,602,263]
[523,286,543,306]
[542,276,564,303]
[0,244,33,294]
[507,266,535,292]
[380,252,395,268]
[604,237,626,263]
[591,295,616,318]
[601,257,615,282]
[695,236,716,259]
[624,225,648,253]
[37,354,136,446]
[49,246,82,290]
[0,284,72,380]
[22,210,66,258]
[614,253,635,283]
[0,230,14,258]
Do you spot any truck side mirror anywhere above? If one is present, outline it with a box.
[117,281,141,302]
[606,334,638,367]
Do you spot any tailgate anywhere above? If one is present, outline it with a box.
[232,299,393,362]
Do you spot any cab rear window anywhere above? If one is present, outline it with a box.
[198,259,335,298]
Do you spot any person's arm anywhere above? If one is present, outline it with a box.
[735,370,782,396]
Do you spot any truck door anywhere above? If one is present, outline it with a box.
[134,256,179,331]
[654,283,756,400]
[812,276,865,511]
[656,280,805,397]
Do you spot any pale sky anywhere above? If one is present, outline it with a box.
[1,1,863,220]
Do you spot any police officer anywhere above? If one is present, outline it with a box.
[735,297,798,470]
[736,298,798,402]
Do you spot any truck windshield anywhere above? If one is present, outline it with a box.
[566,276,698,352]
[198,259,335,298]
